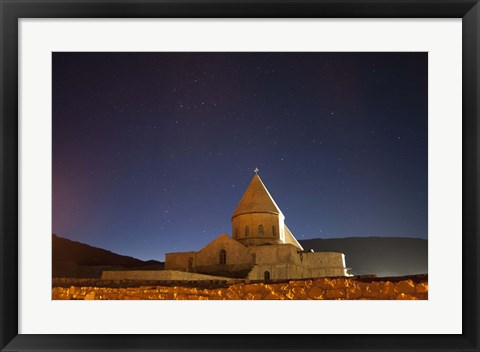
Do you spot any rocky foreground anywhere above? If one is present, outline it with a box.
[52,275,427,300]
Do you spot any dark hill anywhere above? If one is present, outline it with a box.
[52,234,164,278]
[299,237,427,277]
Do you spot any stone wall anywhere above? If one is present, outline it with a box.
[251,244,300,265]
[164,251,195,271]
[195,234,253,267]
[52,275,428,300]
[302,252,348,277]
[165,234,254,276]
[246,248,348,280]
[101,270,230,281]
[249,262,309,280]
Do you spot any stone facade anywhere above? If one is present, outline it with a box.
[164,174,350,280]
[248,246,347,280]
[101,270,231,281]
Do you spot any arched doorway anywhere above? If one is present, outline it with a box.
[264,271,271,281]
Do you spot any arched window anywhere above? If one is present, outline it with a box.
[264,271,271,281]
[245,226,249,236]
[188,257,193,271]
[272,226,276,237]
[219,249,227,264]
[258,224,264,236]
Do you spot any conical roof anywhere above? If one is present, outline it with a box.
[232,174,284,217]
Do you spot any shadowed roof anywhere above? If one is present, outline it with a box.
[284,225,304,250]
[232,174,284,218]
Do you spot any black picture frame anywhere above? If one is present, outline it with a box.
[1,1,478,351]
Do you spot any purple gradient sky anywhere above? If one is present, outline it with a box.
[53,52,428,261]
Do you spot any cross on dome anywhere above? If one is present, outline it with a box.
[254,167,259,174]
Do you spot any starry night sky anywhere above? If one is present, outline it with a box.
[53,52,428,261]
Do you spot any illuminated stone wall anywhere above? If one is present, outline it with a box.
[52,276,428,300]
[165,234,254,276]
[247,247,348,280]
[101,270,230,281]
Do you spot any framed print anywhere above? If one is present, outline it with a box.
[1,0,479,351]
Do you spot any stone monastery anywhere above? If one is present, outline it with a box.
[164,172,350,281]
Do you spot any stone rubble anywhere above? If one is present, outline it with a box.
[52,276,428,300]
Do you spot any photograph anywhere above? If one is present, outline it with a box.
[2,0,477,348]
[51,51,428,300]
